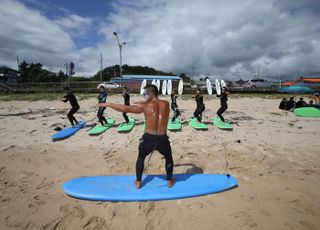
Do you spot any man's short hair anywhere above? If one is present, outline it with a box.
[64,86,70,91]
[99,85,105,89]
[144,84,158,96]
[123,86,128,90]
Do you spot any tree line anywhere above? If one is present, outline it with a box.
[18,61,190,83]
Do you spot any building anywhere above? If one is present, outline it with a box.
[282,76,320,89]
[109,74,181,90]
[0,66,20,84]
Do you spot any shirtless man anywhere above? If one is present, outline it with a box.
[98,84,175,189]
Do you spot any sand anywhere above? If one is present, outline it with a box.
[0,94,319,230]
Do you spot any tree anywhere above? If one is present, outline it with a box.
[179,73,191,82]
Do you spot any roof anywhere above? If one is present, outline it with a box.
[300,77,320,83]
[282,81,296,86]
[0,65,19,73]
[120,75,181,81]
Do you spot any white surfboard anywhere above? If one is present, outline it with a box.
[140,79,147,95]
[220,79,226,88]
[151,79,156,86]
[156,80,160,91]
[206,78,212,95]
[167,80,172,95]
[178,79,183,95]
[162,80,167,95]
[215,79,221,96]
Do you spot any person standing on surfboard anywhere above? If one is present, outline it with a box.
[217,87,228,123]
[122,87,130,123]
[98,84,175,189]
[170,90,181,122]
[192,89,205,122]
[62,87,80,127]
[97,86,108,126]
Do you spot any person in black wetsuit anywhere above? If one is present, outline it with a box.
[308,100,314,107]
[170,90,181,122]
[97,86,108,125]
[62,87,79,127]
[295,98,307,109]
[285,97,296,111]
[279,98,287,110]
[217,87,228,123]
[193,89,205,122]
[122,87,130,123]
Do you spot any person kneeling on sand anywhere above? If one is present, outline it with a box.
[285,97,296,111]
[279,98,287,110]
[313,93,320,108]
[98,84,175,189]
[308,100,314,107]
[295,98,307,109]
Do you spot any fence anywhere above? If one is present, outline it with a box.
[0,81,288,94]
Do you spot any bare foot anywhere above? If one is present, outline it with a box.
[134,180,141,189]
[167,178,175,188]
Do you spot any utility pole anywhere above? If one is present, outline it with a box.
[113,32,126,85]
[100,52,103,82]
[192,63,195,79]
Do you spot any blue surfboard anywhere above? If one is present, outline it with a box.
[62,174,237,202]
[51,120,85,141]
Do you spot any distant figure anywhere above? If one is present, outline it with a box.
[295,98,308,109]
[285,97,296,111]
[308,100,314,107]
[217,87,228,123]
[97,86,108,126]
[279,98,287,110]
[170,90,181,122]
[313,93,320,108]
[122,87,130,123]
[192,89,205,122]
[62,87,79,127]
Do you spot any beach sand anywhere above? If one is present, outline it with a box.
[0,94,319,230]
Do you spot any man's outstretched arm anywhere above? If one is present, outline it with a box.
[98,102,145,114]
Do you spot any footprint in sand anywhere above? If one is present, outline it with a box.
[2,145,16,152]
[43,204,86,230]
[82,216,108,230]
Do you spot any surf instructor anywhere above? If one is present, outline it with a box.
[98,84,175,189]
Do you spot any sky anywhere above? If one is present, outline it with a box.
[1,0,320,79]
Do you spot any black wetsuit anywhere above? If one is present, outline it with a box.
[97,91,107,125]
[217,92,228,122]
[194,95,205,122]
[63,92,79,126]
[136,133,173,182]
[295,101,307,109]
[279,100,287,110]
[122,92,130,123]
[285,101,296,111]
[171,94,180,122]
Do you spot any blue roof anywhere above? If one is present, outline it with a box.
[111,75,180,81]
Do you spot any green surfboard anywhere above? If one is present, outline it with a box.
[188,118,208,130]
[213,117,233,130]
[294,107,320,117]
[168,118,182,131]
[117,117,135,132]
[88,118,115,135]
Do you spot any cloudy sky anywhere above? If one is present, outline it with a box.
[1,0,320,79]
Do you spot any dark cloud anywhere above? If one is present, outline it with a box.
[0,0,320,78]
